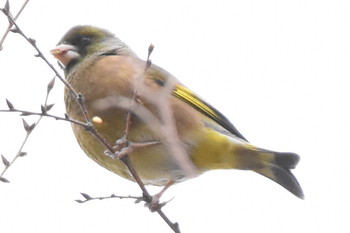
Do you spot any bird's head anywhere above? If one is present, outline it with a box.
[51,25,135,74]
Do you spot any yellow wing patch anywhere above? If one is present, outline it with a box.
[172,85,247,141]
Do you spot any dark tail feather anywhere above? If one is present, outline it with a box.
[255,152,304,199]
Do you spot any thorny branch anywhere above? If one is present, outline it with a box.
[0,3,181,233]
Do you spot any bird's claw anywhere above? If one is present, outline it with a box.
[145,197,168,212]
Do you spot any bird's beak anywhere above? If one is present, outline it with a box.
[50,44,80,67]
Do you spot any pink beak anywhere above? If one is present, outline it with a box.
[50,44,79,67]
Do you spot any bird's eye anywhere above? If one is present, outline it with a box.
[80,36,92,46]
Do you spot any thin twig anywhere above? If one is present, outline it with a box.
[118,44,158,204]
[0,8,78,99]
[0,0,30,50]
[75,192,143,203]
[123,46,153,139]
[0,108,86,127]
[0,79,52,181]
[117,45,180,232]
[157,209,180,233]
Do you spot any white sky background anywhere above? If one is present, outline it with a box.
[0,0,349,232]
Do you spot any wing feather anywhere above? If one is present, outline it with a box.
[172,85,248,141]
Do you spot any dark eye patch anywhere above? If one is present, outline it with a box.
[79,35,92,46]
[68,34,93,47]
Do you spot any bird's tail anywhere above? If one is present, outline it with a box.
[254,151,304,199]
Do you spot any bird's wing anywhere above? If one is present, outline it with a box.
[172,85,248,141]
[100,52,248,142]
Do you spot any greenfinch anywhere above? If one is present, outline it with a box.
[51,25,303,199]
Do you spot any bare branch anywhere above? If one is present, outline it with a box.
[0,0,30,50]
[0,108,87,128]
[0,8,79,102]
[0,78,56,180]
[75,192,143,204]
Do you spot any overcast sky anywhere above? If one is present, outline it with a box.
[0,0,350,233]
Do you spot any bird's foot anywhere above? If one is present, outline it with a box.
[144,194,174,212]
[145,197,167,212]
[145,180,175,212]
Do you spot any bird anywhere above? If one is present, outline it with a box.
[51,25,304,199]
